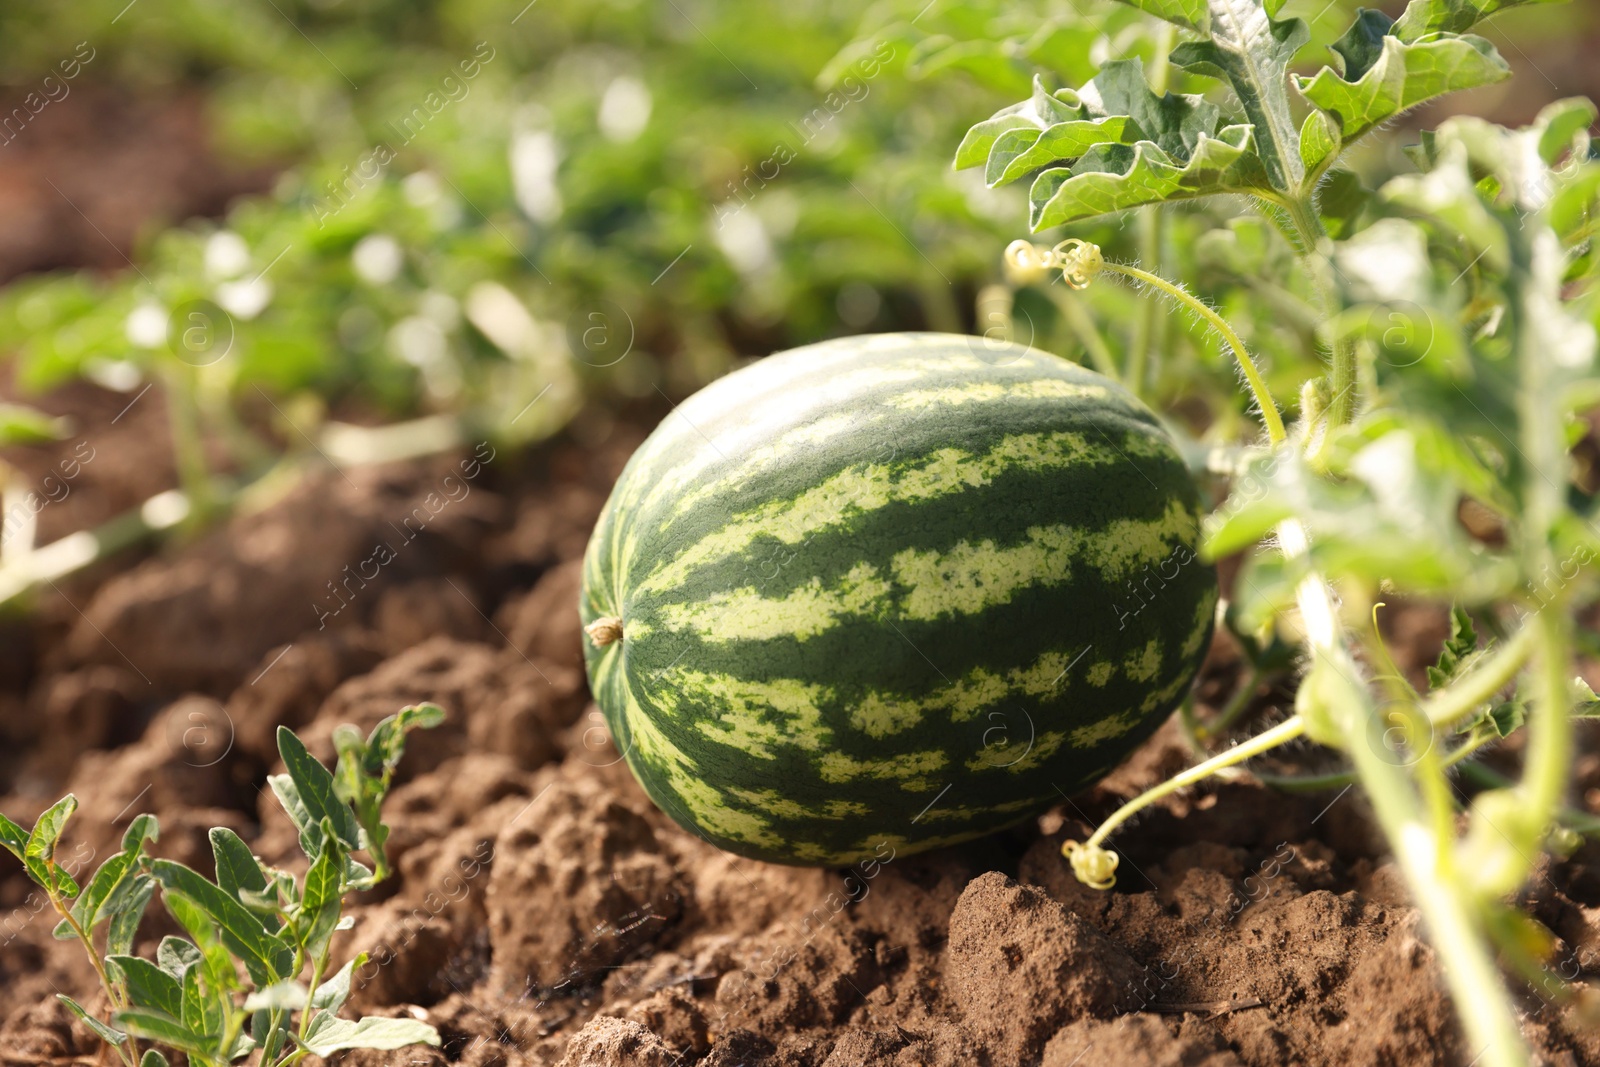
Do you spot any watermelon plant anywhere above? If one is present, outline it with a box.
[0,706,444,1064]
[942,0,1599,1063]
[580,332,1218,863]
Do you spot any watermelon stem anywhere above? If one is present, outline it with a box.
[585,616,625,646]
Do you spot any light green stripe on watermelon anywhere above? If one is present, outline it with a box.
[652,495,1197,642]
[581,332,1218,865]
[636,426,1174,599]
[655,563,893,643]
[882,377,1107,409]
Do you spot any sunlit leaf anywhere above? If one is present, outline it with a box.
[1030,127,1273,229]
[150,860,294,985]
[108,955,184,1019]
[1169,0,1309,190]
[277,727,360,850]
[311,955,365,1013]
[1108,0,1210,32]
[1296,30,1510,143]
[955,75,1082,169]
[58,995,127,1048]
[298,1013,441,1054]
[985,117,1135,186]
[115,1007,218,1058]
[106,876,155,957]
[243,980,309,1012]
[1392,0,1565,41]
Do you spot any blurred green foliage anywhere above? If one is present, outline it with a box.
[0,0,1404,455]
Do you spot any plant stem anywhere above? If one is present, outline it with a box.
[1516,222,1578,859]
[1098,261,1287,446]
[300,955,325,1041]
[1082,715,1306,853]
[1459,762,1600,836]
[1126,22,1174,396]
[1279,517,1529,1067]
[1257,726,1501,794]
[50,892,140,1066]
[1419,626,1535,729]
[1277,196,1359,428]
[161,366,216,527]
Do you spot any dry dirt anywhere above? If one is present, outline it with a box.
[0,385,1597,1067]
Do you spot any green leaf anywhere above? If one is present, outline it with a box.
[1487,699,1526,736]
[0,403,67,446]
[180,960,226,1042]
[58,994,127,1048]
[210,828,270,905]
[0,812,29,863]
[1317,169,1372,240]
[1030,127,1273,229]
[298,1013,442,1054]
[157,936,203,979]
[1295,32,1511,143]
[106,875,155,957]
[140,1050,170,1067]
[1573,678,1600,718]
[984,117,1135,187]
[1169,0,1310,190]
[1392,0,1564,41]
[1533,98,1595,165]
[1379,150,1509,272]
[276,727,361,850]
[1108,0,1210,32]
[1299,109,1340,179]
[150,860,295,985]
[115,1007,219,1057]
[54,844,147,941]
[268,774,322,858]
[107,955,184,1019]
[25,795,78,890]
[122,814,159,853]
[954,75,1080,170]
[252,1008,290,1065]
[1330,8,1396,81]
[311,954,365,1013]
[298,833,345,958]
[1079,59,1223,161]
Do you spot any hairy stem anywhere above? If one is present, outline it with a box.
[1099,261,1286,446]
[1278,196,1358,427]
[1420,626,1535,728]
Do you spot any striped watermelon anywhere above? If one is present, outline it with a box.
[580,332,1216,865]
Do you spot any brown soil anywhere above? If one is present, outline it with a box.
[0,84,276,283]
[0,384,1597,1067]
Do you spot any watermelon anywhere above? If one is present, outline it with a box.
[580,332,1216,865]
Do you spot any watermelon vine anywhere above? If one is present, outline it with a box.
[948,1,1597,1064]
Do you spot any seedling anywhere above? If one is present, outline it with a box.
[0,704,446,1066]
